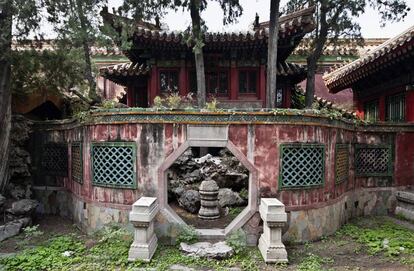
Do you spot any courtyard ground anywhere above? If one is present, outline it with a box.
[0,215,413,271]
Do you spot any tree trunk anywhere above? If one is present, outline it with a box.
[0,1,12,192]
[305,56,317,108]
[304,3,329,108]
[75,0,98,102]
[266,0,280,108]
[190,0,206,108]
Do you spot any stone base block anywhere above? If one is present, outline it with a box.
[396,206,414,221]
[128,234,158,262]
[258,235,288,263]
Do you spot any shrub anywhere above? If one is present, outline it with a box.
[176,224,199,245]
[205,98,218,111]
[226,229,247,254]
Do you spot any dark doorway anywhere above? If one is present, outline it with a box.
[132,76,148,107]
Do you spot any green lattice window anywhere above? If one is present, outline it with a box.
[41,143,68,176]
[355,144,392,177]
[279,144,325,189]
[91,142,137,188]
[71,142,83,184]
[335,144,349,184]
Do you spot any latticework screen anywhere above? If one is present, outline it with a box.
[279,144,325,189]
[41,143,68,176]
[71,143,83,184]
[91,142,136,188]
[355,145,392,176]
[335,144,349,183]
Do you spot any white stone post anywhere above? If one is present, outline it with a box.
[128,197,159,262]
[258,198,288,263]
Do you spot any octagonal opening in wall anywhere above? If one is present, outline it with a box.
[157,125,258,238]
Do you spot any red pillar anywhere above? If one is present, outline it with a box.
[354,94,364,119]
[179,59,187,96]
[230,61,238,100]
[283,87,291,108]
[259,65,266,106]
[379,95,386,121]
[149,66,158,105]
[406,90,414,122]
[126,86,133,107]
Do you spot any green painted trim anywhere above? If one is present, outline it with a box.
[354,144,393,177]
[91,142,137,189]
[278,143,326,190]
[335,143,350,184]
[71,142,83,185]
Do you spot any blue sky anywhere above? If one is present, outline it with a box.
[109,0,414,38]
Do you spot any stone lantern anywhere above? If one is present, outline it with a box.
[198,179,220,220]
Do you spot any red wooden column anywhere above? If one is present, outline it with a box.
[149,66,158,105]
[259,65,266,106]
[283,87,292,108]
[354,94,364,119]
[379,95,386,121]
[126,85,133,107]
[230,60,238,100]
[179,59,187,96]
[406,90,414,122]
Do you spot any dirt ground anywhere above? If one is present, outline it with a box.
[0,215,413,270]
[170,201,244,229]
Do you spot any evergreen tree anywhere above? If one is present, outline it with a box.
[0,0,44,191]
[45,0,108,102]
[284,0,410,108]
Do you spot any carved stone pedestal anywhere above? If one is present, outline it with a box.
[258,198,288,263]
[198,179,220,220]
[128,197,159,262]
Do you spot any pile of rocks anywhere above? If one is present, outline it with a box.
[0,115,38,242]
[168,148,248,214]
[0,191,39,241]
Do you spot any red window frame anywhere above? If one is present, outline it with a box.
[238,68,259,97]
[158,69,179,94]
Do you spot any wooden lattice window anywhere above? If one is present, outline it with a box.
[364,100,379,122]
[335,144,349,184]
[91,142,137,188]
[355,144,392,177]
[386,92,406,122]
[239,69,258,94]
[279,144,325,189]
[71,142,83,184]
[159,69,179,93]
[41,143,68,176]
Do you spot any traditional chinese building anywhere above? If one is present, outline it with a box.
[324,26,414,122]
[99,7,316,108]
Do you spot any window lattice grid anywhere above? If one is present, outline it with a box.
[355,145,392,176]
[279,144,325,189]
[335,144,349,183]
[386,92,406,122]
[41,143,68,176]
[71,143,83,184]
[91,143,136,188]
